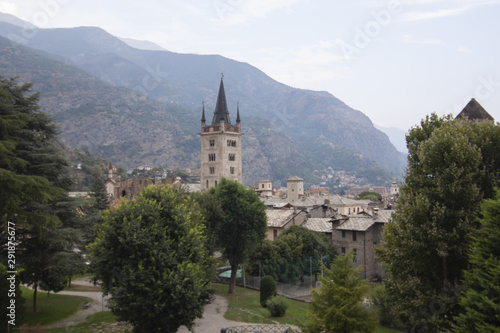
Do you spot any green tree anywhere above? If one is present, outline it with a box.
[377,114,500,331]
[0,76,83,312]
[190,190,225,254]
[260,275,277,307]
[0,77,63,228]
[280,225,336,278]
[89,184,216,333]
[90,176,110,210]
[454,188,500,332]
[273,233,304,282]
[357,191,381,201]
[207,178,268,293]
[81,176,110,244]
[247,239,281,279]
[301,251,377,333]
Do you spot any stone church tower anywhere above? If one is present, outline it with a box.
[200,77,242,190]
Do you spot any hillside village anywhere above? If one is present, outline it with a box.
[93,79,497,287]
[94,77,403,281]
[3,54,499,333]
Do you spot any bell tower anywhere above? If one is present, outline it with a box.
[200,76,242,190]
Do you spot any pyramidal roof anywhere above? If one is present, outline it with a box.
[211,77,231,125]
[456,98,494,122]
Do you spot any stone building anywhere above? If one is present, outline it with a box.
[200,77,242,190]
[103,163,181,201]
[331,209,394,280]
[265,208,308,241]
[389,180,399,197]
[256,180,273,197]
[286,176,304,203]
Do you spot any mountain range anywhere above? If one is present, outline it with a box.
[0,13,406,187]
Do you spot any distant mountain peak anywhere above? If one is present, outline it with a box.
[0,12,36,29]
[119,37,166,51]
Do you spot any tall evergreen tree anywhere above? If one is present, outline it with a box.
[377,114,500,331]
[0,77,63,228]
[81,176,110,244]
[0,76,83,312]
[454,188,500,332]
[301,251,377,333]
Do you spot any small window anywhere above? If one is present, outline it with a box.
[341,247,346,254]
[206,180,209,189]
[228,153,235,161]
[215,180,218,186]
[209,139,215,147]
[209,153,216,161]
[230,166,235,175]
[342,230,346,238]
[353,231,357,241]
[262,184,265,189]
[353,248,358,263]
[210,167,215,174]
[273,229,278,240]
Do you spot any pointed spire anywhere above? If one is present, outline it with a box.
[236,101,241,123]
[212,75,231,125]
[201,101,206,123]
[456,98,494,122]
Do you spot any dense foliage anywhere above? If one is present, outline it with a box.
[260,275,277,307]
[206,178,268,293]
[248,226,336,282]
[301,251,377,333]
[89,185,216,333]
[266,296,288,317]
[454,188,500,332]
[377,114,500,331]
[0,76,83,313]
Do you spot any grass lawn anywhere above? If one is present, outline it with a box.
[212,283,403,332]
[212,284,309,326]
[44,311,132,333]
[20,287,92,326]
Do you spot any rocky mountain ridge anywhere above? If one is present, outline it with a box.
[0,16,406,186]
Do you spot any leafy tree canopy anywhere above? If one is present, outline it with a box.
[90,185,216,333]
[454,188,500,332]
[377,114,500,331]
[207,178,268,293]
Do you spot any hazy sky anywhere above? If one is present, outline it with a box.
[1,0,499,131]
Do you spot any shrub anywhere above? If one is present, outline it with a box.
[260,275,277,307]
[371,283,402,328]
[267,296,288,317]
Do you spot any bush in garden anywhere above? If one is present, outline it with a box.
[260,275,277,307]
[267,296,288,317]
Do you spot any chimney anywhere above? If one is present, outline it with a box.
[373,208,379,218]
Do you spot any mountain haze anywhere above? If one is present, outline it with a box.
[0,16,406,186]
